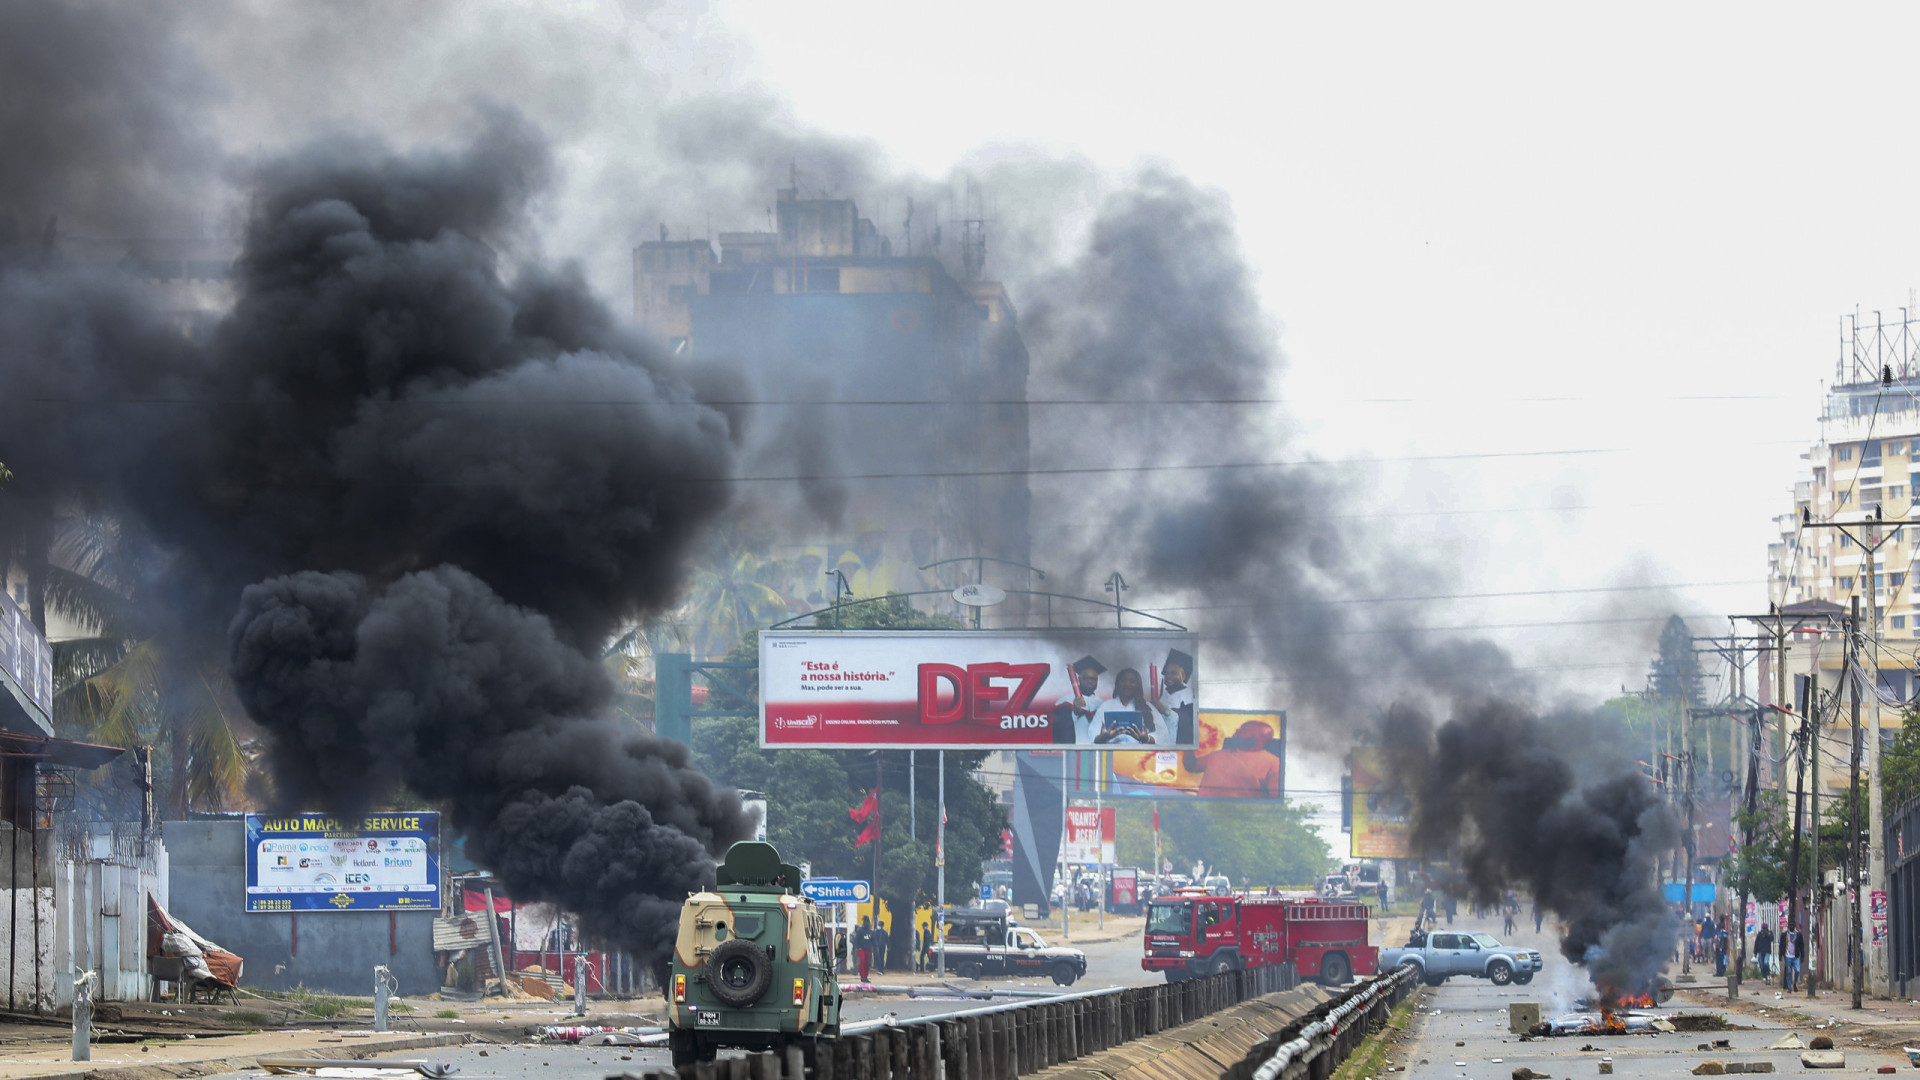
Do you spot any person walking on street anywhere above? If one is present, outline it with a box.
[876,920,890,975]
[1754,923,1774,979]
[1784,925,1800,991]
[1502,891,1517,936]
[1443,892,1457,926]
[855,917,875,982]
[1713,915,1728,977]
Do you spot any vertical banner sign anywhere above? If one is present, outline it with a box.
[1348,748,1413,859]
[1063,806,1116,864]
[246,812,441,912]
[1872,889,1889,946]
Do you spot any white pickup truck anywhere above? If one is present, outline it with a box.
[1379,930,1541,986]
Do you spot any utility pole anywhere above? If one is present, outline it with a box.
[1681,662,1697,978]
[1850,594,1865,1009]
[1787,675,1813,992]
[1732,699,1762,1001]
[1799,510,1900,994]
[1809,675,1821,1001]
[935,751,946,977]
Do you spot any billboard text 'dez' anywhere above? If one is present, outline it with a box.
[758,630,1199,749]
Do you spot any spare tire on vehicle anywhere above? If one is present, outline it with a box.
[705,939,774,1006]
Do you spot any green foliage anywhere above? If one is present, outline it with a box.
[1723,782,1871,905]
[1649,614,1703,704]
[1883,706,1920,811]
[692,622,1004,958]
[434,1009,460,1019]
[1112,799,1330,885]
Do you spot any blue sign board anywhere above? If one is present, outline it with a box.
[980,882,992,901]
[801,878,872,904]
[246,812,441,912]
[1661,882,1717,904]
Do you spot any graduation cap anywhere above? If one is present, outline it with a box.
[1071,655,1107,675]
[1164,649,1194,676]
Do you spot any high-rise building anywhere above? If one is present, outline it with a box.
[633,186,1032,613]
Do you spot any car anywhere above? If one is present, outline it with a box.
[1379,930,1541,987]
[940,909,1087,985]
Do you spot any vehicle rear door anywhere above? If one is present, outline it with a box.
[1428,933,1466,975]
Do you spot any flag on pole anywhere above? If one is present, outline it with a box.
[853,818,881,848]
[849,788,879,824]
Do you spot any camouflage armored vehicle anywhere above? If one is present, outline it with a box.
[667,841,840,1065]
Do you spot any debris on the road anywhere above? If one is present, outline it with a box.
[1808,1035,1834,1050]
[1767,1033,1804,1049]
[1799,1050,1845,1069]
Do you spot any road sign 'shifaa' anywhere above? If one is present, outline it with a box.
[802,879,871,904]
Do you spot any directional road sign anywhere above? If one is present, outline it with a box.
[801,879,871,904]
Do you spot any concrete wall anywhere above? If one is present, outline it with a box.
[165,819,439,997]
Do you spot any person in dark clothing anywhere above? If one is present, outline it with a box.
[1532,900,1544,933]
[855,917,875,982]
[1754,924,1774,979]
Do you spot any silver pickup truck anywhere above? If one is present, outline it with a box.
[1379,930,1541,986]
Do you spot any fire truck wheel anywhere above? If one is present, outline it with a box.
[1052,963,1078,986]
[959,963,984,980]
[1317,952,1351,986]
[1512,973,1534,985]
[1486,959,1513,986]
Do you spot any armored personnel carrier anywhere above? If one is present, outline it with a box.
[667,841,840,1065]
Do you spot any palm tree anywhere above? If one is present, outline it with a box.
[682,542,793,660]
[41,508,251,816]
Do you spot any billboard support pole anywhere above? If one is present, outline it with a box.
[936,751,946,978]
[910,752,916,840]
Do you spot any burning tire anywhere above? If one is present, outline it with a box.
[704,939,774,1007]
[1486,959,1512,986]
[1318,952,1352,986]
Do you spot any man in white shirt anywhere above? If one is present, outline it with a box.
[1054,655,1106,743]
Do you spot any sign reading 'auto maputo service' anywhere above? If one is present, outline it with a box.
[245,812,440,912]
[759,630,1199,749]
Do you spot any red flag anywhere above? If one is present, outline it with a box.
[849,788,879,824]
[1152,806,1160,832]
[853,818,881,848]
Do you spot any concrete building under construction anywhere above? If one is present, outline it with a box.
[633,185,1033,611]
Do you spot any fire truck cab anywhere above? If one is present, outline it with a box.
[1141,892,1378,985]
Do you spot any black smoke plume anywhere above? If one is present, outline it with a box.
[1380,703,1678,998]
[1,22,751,955]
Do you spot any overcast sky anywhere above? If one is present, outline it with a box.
[707,3,1920,694]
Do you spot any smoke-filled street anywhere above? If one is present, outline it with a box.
[12,6,1920,1080]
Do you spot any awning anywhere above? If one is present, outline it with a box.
[0,731,125,769]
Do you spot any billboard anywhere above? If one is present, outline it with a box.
[1349,749,1413,858]
[1064,806,1116,864]
[1069,709,1286,800]
[760,630,1199,748]
[246,812,441,912]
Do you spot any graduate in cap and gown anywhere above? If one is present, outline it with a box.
[1145,648,1196,745]
[1052,655,1106,743]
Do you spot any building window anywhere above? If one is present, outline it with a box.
[1895,441,1908,455]
[1896,573,1908,588]
[1841,533,1854,547]
[1839,446,1854,462]
[1842,576,1855,590]
[1897,616,1908,629]
[1839,492,1853,506]
[1893,485,1907,501]
[1865,440,1883,466]
[1876,573,1885,590]
[1815,467,1827,483]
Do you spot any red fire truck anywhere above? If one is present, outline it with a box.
[1141,892,1378,984]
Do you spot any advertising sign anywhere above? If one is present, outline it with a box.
[1111,867,1139,909]
[245,812,440,912]
[760,630,1199,749]
[1064,806,1116,864]
[1071,710,1285,800]
[1349,748,1413,859]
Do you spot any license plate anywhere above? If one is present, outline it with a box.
[697,1012,722,1027]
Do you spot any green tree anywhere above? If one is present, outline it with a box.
[39,509,252,815]
[1649,614,1703,705]
[1113,800,1330,886]
[1883,705,1920,811]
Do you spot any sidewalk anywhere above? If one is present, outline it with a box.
[0,1028,471,1080]
[1676,976,1920,1054]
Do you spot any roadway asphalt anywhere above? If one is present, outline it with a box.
[200,932,1159,1080]
[1389,912,1912,1080]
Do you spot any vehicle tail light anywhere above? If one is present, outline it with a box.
[674,974,686,1002]
[792,978,806,1005]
